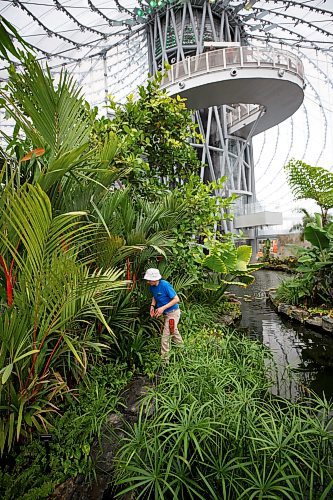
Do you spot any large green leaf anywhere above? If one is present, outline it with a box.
[236,245,252,271]
[285,159,333,211]
[203,282,221,291]
[236,275,255,286]
[202,254,227,273]
[38,143,89,192]
[219,248,237,271]
[304,223,330,250]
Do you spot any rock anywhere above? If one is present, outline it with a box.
[106,413,122,427]
[305,317,323,328]
[289,307,309,323]
[322,316,333,333]
[122,376,152,415]
[221,314,233,325]
[277,303,292,315]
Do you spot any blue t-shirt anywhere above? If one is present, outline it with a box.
[150,279,179,314]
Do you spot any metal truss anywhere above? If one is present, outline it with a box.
[1,0,333,228]
[146,0,264,231]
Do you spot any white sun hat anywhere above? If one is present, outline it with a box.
[143,268,162,280]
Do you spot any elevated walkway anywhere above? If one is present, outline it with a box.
[234,211,283,229]
[161,47,304,137]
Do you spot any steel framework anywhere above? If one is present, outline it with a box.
[147,2,254,231]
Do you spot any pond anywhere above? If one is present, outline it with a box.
[234,269,333,401]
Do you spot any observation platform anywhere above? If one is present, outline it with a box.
[161,47,305,137]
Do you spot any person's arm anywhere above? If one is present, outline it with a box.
[150,297,156,317]
[155,295,179,317]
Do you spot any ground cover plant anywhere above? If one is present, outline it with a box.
[0,361,131,499]
[114,329,333,499]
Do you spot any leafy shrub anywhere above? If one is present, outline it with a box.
[0,362,131,499]
[275,276,313,305]
[260,256,298,270]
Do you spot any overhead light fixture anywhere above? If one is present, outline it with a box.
[256,10,269,19]
[248,24,262,31]
[244,0,257,10]
[243,13,256,21]
[263,23,277,32]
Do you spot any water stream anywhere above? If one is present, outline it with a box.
[233,270,333,401]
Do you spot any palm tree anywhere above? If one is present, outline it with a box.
[0,182,128,453]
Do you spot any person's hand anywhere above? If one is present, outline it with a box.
[150,306,155,318]
[154,307,164,317]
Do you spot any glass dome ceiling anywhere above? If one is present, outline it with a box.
[1,0,333,227]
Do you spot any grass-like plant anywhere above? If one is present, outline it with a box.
[113,329,333,499]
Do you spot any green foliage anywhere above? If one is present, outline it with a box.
[275,276,312,305]
[181,302,240,333]
[0,16,32,61]
[164,175,237,278]
[0,184,127,452]
[113,72,201,175]
[172,174,236,239]
[308,306,333,317]
[285,159,333,225]
[1,55,127,210]
[0,362,130,499]
[259,255,298,271]
[114,329,333,499]
[304,223,330,250]
[289,208,329,241]
[93,187,179,270]
[192,236,260,295]
[263,238,271,260]
[50,362,130,478]
[276,221,333,306]
[92,72,201,197]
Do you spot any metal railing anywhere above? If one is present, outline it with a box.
[226,103,263,129]
[235,201,282,216]
[161,46,304,86]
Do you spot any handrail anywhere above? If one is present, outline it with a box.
[161,46,304,87]
[227,103,262,129]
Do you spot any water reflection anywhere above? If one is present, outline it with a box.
[233,270,333,401]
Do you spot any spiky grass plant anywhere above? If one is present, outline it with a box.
[114,329,333,499]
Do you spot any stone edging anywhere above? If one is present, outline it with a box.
[219,297,242,326]
[268,290,333,334]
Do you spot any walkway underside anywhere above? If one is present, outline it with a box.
[165,70,304,137]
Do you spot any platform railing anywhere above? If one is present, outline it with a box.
[161,46,304,86]
[226,103,263,129]
[234,201,282,216]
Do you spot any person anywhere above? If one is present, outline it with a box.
[143,268,183,359]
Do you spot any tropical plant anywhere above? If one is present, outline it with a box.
[0,183,128,453]
[92,187,183,277]
[263,238,271,260]
[275,276,312,305]
[192,236,261,296]
[285,159,333,226]
[0,15,32,62]
[289,208,326,240]
[1,55,130,213]
[276,222,333,307]
[0,361,131,498]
